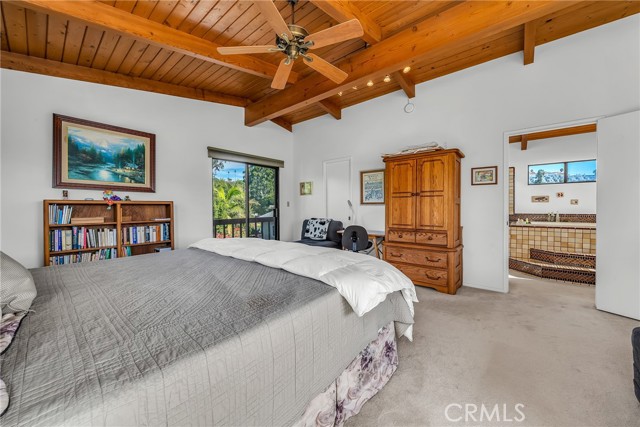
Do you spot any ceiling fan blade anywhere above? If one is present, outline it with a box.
[253,1,293,40]
[303,53,348,84]
[306,19,364,50]
[217,45,279,55]
[272,58,294,89]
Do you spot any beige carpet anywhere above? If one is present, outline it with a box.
[348,273,640,426]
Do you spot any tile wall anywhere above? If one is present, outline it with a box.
[509,225,596,259]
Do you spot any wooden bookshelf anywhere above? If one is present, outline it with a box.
[43,200,174,266]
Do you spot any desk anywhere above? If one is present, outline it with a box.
[337,229,385,259]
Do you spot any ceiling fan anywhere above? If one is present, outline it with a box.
[217,0,363,89]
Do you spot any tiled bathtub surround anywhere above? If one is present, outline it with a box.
[509,225,596,259]
[509,213,596,223]
[509,258,595,285]
[530,248,595,268]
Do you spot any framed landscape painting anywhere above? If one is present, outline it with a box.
[53,114,156,192]
[360,169,385,204]
[471,166,498,185]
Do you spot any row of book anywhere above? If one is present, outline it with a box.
[49,227,117,252]
[48,204,73,224]
[122,224,170,245]
[49,249,118,265]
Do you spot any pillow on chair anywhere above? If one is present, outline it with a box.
[304,218,332,240]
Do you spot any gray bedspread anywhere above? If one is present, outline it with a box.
[1,247,412,426]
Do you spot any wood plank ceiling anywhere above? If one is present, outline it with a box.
[1,1,638,131]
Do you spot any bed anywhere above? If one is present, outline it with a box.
[1,239,416,426]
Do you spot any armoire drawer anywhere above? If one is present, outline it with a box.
[386,247,448,269]
[396,264,448,287]
[388,230,415,243]
[416,231,447,246]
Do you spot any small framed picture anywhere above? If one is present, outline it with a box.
[360,169,385,204]
[299,181,312,195]
[471,166,498,185]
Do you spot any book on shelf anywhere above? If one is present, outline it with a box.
[49,227,117,251]
[71,217,104,224]
[49,248,117,265]
[122,223,170,245]
[48,204,74,224]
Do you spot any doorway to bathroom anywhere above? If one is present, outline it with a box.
[503,112,640,320]
[506,123,597,287]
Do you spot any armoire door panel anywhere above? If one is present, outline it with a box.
[389,195,415,228]
[389,161,415,195]
[418,158,445,193]
[418,194,445,228]
[389,196,416,228]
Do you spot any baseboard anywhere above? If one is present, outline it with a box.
[462,281,507,293]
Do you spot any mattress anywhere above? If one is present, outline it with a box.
[1,247,412,426]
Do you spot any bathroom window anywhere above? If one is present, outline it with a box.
[566,160,597,183]
[528,159,596,185]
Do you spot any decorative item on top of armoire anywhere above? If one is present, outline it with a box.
[383,149,464,294]
[53,114,156,192]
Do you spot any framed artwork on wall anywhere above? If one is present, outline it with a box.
[360,169,385,204]
[299,181,313,195]
[471,166,498,185]
[53,114,156,192]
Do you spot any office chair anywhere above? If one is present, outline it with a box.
[342,225,373,253]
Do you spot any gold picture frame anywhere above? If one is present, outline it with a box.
[299,181,312,195]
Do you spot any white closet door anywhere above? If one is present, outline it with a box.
[324,158,352,224]
[595,110,640,320]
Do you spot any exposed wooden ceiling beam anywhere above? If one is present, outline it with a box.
[270,117,293,132]
[523,21,537,65]
[394,72,415,99]
[13,0,298,84]
[0,51,249,107]
[309,0,382,45]
[245,1,579,126]
[308,0,381,118]
[509,123,597,149]
[317,99,342,120]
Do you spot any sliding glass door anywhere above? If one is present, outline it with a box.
[212,160,278,240]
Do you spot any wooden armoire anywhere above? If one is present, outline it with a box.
[383,149,464,294]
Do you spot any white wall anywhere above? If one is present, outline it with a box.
[292,15,640,292]
[0,70,295,268]
[596,110,640,320]
[509,133,597,214]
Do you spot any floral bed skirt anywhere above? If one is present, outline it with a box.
[295,321,398,427]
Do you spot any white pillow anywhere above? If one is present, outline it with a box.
[0,252,37,313]
[304,218,331,240]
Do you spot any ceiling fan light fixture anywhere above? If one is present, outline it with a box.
[219,1,364,89]
[383,75,391,83]
[403,66,411,73]
[367,80,374,87]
